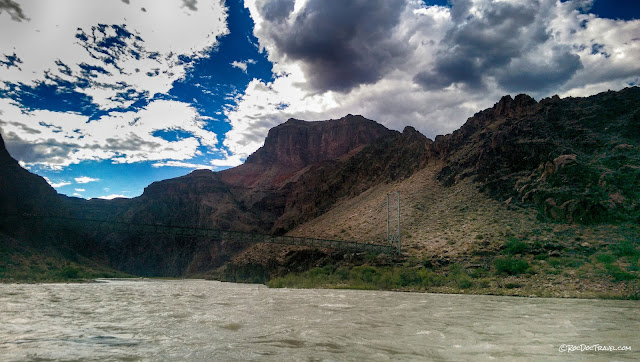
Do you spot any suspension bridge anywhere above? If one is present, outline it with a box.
[1,213,399,254]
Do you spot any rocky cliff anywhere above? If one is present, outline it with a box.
[435,87,640,223]
[220,114,393,188]
[0,133,115,279]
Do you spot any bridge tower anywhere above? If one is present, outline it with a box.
[386,191,401,254]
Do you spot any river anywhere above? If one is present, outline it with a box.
[0,279,638,361]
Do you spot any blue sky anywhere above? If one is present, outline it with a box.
[1,0,639,199]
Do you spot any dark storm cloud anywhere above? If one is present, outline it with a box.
[182,0,197,12]
[264,0,407,93]
[414,0,583,92]
[2,130,162,165]
[496,47,583,92]
[104,135,162,152]
[0,0,27,22]
[2,135,76,164]
[414,57,483,90]
[259,0,294,22]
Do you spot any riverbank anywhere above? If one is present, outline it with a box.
[0,238,131,283]
[264,263,639,300]
[3,232,638,300]
[210,235,640,300]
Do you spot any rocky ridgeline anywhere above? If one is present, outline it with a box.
[219,115,393,188]
[244,115,391,169]
[435,87,640,223]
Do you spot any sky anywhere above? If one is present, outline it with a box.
[0,0,639,199]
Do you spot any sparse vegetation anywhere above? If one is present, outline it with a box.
[503,238,528,255]
[0,236,131,282]
[494,257,530,275]
[259,245,640,298]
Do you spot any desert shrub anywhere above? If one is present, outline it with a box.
[561,257,585,268]
[470,268,487,279]
[308,265,334,278]
[447,264,474,288]
[418,268,445,287]
[59,266,80,279]
[503,238,528,255]
[547,257,561,267]
[455,273,474,289]
[613,240,640,258]
[543,242,565,251]
[377,269,400,289]
[494,257,530,275]
[334,268,350,281]
[350,266,380,283]
[595,252,615,264]
[605,264,638,281]
[397,268,421,287]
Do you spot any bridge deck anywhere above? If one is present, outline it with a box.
[2,214,398,254]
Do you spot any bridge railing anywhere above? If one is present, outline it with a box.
[0,213,398,254]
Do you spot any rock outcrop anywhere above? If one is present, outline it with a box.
[220,115,393,188]
[434,87,640,223]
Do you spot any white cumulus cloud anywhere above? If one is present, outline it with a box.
[231,59,256,73]
[74,176,100,184]
[152,160,214,170]
[0,0,228,110]
[94,194,127,200]
[43,176,71,188]
[0,98,217,168]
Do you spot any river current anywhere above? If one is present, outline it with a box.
[0,279,638,361]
